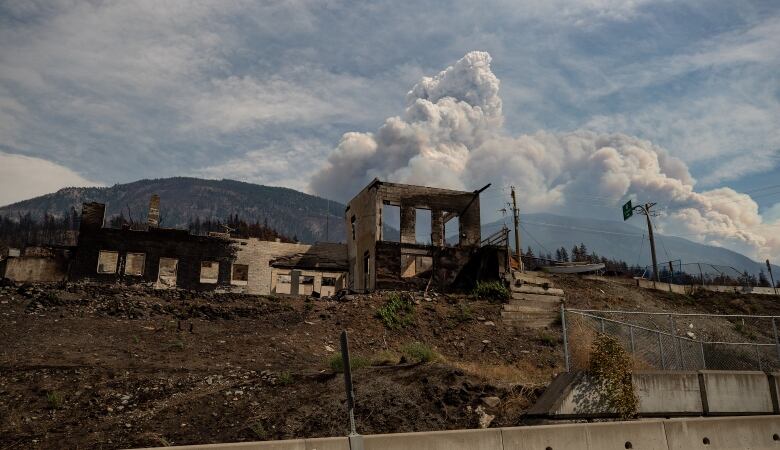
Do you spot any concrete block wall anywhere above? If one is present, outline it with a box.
[701,370,774,414]
[231,239,312,295]
[138,416,780,450]
[634,371,702,414]
[534,370,780,418]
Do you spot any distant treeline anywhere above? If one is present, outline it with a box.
[0,211,292,249]
[0,210,80,248]
[521,242,638,275]
[522,242,780,288]
[187,214,293,243]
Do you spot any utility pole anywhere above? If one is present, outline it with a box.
[638,203,659,282]
[624,199,659,281]
[325,199,329,242]
[768,260,777,295]
[510,186,523,272]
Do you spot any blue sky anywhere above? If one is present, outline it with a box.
[0,0,778,258]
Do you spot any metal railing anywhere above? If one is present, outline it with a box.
[561,307,780,372]
[481,226,509,247]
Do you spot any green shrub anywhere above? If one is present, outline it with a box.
[451,302,473,323]
[248,421,267,440]
[376,293,415,329]
[46,391,64,410]
[168,340,185,351]
[537,330,560,347]
[402,341,439,363]
[277,370,293,385]
[471,281,510,302]
[328,353,371,373]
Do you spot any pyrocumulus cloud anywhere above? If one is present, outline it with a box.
[310,52,780,260]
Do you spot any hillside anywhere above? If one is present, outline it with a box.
[2,275,780,448]
[0,178,345,244]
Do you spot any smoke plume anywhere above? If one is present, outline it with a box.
[310,52,780,260]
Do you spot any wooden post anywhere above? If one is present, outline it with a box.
[511,186,523,272]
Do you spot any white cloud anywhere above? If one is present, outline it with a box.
[194,138,329,191]
[0,152,102,206]
[579,15,780,181]
[311,51,780,260]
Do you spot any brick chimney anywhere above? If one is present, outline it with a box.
[147,194,160,228]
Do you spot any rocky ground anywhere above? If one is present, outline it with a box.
[1,275,777,449]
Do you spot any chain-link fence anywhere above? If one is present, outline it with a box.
[561,308,780,372]
[640,260,778,291]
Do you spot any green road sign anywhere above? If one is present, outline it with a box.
[622,200,633,221]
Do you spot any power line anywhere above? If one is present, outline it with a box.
[519,219,644,238]
[519,222,553,256]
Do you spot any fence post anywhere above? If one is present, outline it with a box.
[600,317,606,334]
[629,326,636,356]
[670,315,682,369]
[561,304,570,372]
[773,318,780,365]
[756,344,762,372]
[699,340,706,369]
[658,331,665,370]
[697,263,704,286]
[340,330,360,442]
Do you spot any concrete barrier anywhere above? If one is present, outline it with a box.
[137,416,780,450]
[502,420,669,450]
[664,415,780,450]
[362,428,502,450]
[700,370,773,414]
[144,437,348,450]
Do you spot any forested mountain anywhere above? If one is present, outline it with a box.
[0,178,344,244]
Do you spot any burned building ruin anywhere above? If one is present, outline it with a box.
[345,179,506,292]
[3,180,505,295]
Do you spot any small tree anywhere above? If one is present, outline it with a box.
[588,334,639,420]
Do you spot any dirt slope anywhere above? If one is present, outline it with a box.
[2,275,777,449]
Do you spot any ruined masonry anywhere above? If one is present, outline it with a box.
[501,270,564,328]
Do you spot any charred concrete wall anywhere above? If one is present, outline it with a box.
[4,256,69,282]
[345,179,484,292]
[375,242,506,291]
[377,182,481,247]
[71,202,348,295]
[70,226,238,291]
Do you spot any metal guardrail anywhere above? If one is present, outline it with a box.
[561,307,780,372]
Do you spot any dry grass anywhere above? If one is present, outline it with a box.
[567,315,654,371]
[567,315,597,370]
[450,359,552,387]
[371,350,400,366]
